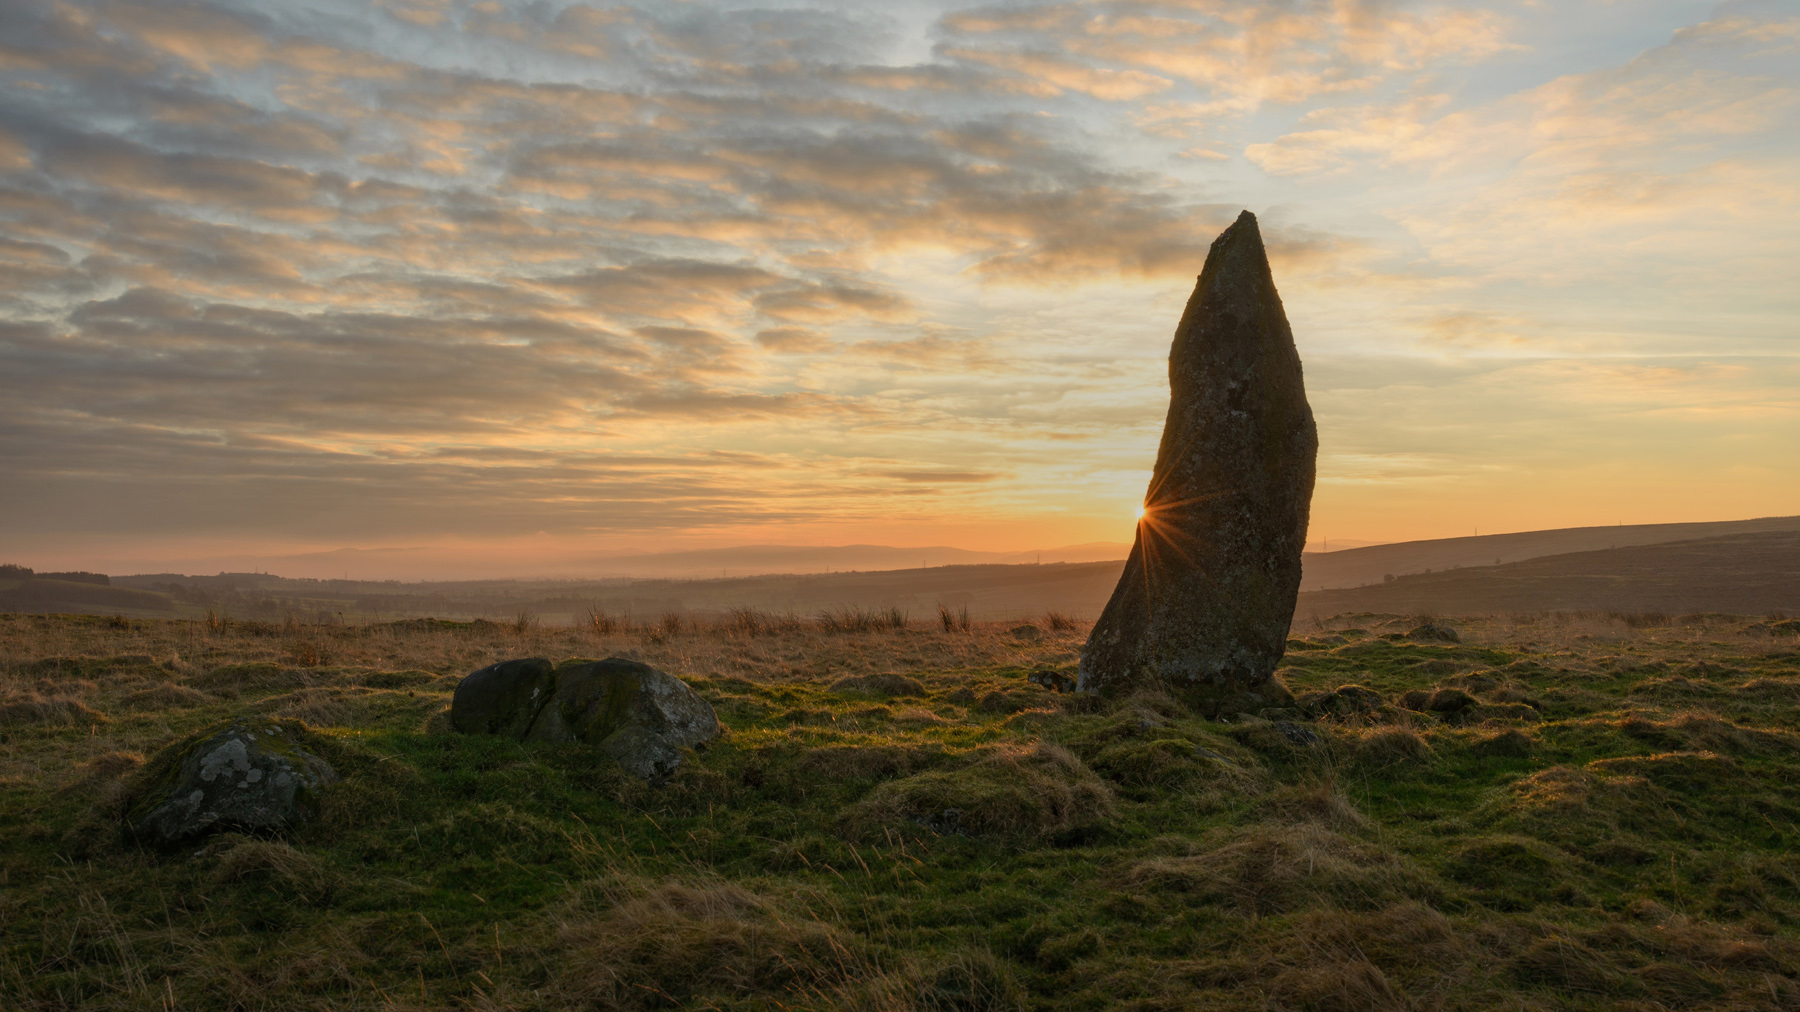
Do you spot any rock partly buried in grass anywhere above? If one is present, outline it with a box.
[1028,669,1075,693]
[451,657,720,784]
[1078,211,1317,717]
[122,719,337,850]
[1426,687,1477,715]
[1407,620,1460,643]
[829,673,927,697]
[1295,684,1382,718]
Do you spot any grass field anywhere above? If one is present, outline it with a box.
[5,609,1800,1010]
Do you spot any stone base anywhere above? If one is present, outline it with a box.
[1165,673,1295,721]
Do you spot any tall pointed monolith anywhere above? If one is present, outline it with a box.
[1077,210,1317,716]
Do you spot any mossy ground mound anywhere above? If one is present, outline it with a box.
[4,609,1800,1009]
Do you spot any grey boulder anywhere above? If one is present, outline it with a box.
[451,657,557,737]
[124,719,337,848]
[452,657,720,783]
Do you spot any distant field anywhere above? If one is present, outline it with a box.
[4,609,1800,1009]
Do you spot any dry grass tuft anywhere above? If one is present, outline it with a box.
[79,751,144,783]
[1510,934,1635,994]
[800,745,933,782]
[841,742,1113,839]
[719,607,804,637]
[1346,724,1435,769]
[1125,822,1423,915]
[831,673,927,697]
[118,683,211,710]
[0,691,105,726]
[255,685,436,729]
[210,839,333,902]
[832,947,1028,1012]
[1267,958,1408,1011]
[818,607,907,634]
[1265,783,1369,831]
[554,877,857,1009]
[1470,727,1535,758]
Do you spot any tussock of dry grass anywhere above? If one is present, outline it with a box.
[1126,820,1424,915]
[841,742,1113,839]
[118,683,210,710]
[553,877,857,1008]
[0,691,105,726]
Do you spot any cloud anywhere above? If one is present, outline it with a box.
[0,0,1794,562]
[941,0,1515,105]
[755,327,834,353]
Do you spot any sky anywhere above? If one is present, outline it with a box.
[0,0,1795,578]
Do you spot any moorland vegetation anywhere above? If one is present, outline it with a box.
[4,608,1800,1010]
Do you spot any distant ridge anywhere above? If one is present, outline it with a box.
[98,541,1136,581]
[1297,530,1800,617]
[1298,515,1800,591]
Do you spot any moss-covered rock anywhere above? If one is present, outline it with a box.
[122,718,337,850]
[452,656,721,784]
[451,657,557,737]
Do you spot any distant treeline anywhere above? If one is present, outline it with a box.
[0,564,111,585]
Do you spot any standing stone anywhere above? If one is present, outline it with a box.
[1077,210,1317,715]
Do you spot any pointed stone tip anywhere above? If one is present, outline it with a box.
[1211,209,1261,253]
[1196,210,1269,292]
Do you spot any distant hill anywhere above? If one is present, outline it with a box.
[1298,514,1800,591]
[0,575,174,616]
[92,541,1137,581]
[25,514,1800,622]
[1294,530,1800,618]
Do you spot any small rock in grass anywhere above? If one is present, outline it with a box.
[913,809,964,836]
[1397,689,1433,712]
[1028,669,1074,693]
[1427,688,1477,714]
[123,719,337,849]
[977,690,1030,714]
[830,673,927,697]
[1275,721,1321,746]
[1408,621,1460,643]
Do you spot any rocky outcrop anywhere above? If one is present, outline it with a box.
[451,657,720,783]
[123,719,337,849]
[1078,210,1317,715]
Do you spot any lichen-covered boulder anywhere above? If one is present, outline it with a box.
[123,719,337,849]
[450,657,720,784]
[451,657,557,737]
